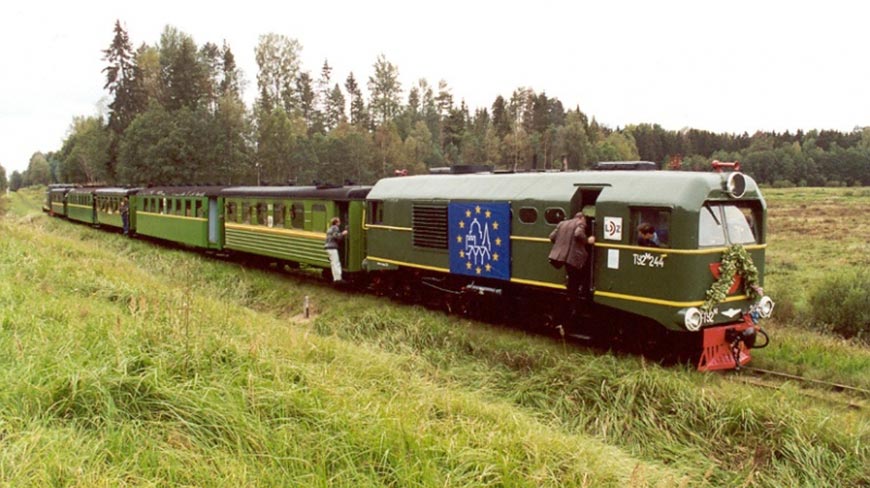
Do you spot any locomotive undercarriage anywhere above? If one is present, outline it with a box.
[360,268,728,368]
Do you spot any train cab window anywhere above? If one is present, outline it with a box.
[544,207,566,225]
[724,205,759,245]
[369,201,384,225]
[518,207,538,224]
[698,205,726,247]
[699,204,761,247]
[632,208,671,247]
[291,202,304,229]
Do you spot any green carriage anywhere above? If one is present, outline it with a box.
[94,188,140,232]
[220,186,371,276]
[65,188,97,224]
[135,187,224,249]
[47,185,76,216]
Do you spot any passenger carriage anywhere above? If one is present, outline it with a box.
[46,185,77,216]
[94,187,141,232]
[135,187,225,249]
[220,185,371,276]
[65,187,97,224]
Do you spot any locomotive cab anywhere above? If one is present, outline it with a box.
[591,164,773,370]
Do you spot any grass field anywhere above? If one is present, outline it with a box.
[0,187,868,487]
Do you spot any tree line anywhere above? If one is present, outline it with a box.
[5,21,869,190]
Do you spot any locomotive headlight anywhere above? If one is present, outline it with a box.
[725,172,747,198]
[684,307,703,331]
[756,296,775,318]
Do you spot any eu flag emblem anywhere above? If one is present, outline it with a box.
[448,202,511,281]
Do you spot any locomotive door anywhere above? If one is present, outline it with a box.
[572,186,603,296]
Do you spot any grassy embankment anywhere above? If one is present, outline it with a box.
[0,187,867,487]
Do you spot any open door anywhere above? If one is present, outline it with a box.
[337,202,349,266]
[208,197,219,245]
[572,186,604,298]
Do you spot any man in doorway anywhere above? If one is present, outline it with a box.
[324,217,348,283]
[549,212,595,297]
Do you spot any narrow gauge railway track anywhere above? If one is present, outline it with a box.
[732,366,870,410]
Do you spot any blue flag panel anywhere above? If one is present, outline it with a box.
[448,202,511,281]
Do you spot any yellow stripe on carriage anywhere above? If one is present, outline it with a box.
[225,222,325,240]
[594,290,749,308]
[594,243,767,254]
[138,211,207,222]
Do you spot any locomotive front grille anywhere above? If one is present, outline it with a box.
[412,205,448,249]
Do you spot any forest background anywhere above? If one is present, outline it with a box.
[2,21,869,193]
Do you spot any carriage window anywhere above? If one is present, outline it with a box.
[256,202,268,226]
[632,207,671,247]
[518,207,538,224]
[544,207,566,225]
[195,200,204,218]
[185,200,192,217]
[226,202,237,222]
[699,205,726,247]
[291,202,304,229]
[274,203,284,227]
[242,202,251,224]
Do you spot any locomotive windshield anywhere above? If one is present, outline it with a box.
[699,203,760,247]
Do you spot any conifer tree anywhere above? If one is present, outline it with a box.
[345,72,367,128]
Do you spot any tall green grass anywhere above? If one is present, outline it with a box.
[2,188,868,487]
[1,190,680,486]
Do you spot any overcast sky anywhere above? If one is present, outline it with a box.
[2,0,868,175]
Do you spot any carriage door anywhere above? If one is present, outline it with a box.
[337,202,350,264]
[572,186,604,293]
[208,197,219,245]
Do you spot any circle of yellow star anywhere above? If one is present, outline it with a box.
[459,221,465,229]
[475,205,481,214]
[465,209,472,218]
[485,210,491,218]
[466,261,472,270]
[495,237,502,246]
[485,263,492,272]
[459,250,465,258]
[475,266,482,275]
[493,253,499,261]
[492,221,499,230]
[456,235,463,243]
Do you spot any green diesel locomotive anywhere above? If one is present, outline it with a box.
[362,162,773,370]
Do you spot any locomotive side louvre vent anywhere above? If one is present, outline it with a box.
[412,204,449,249]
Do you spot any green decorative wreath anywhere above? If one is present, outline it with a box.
[702,244,763,312]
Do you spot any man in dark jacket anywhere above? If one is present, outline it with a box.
[324,217,347,282]
[548,212,595,297]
